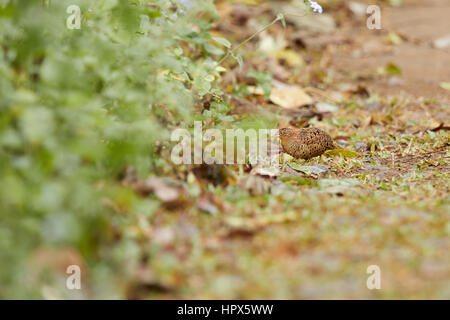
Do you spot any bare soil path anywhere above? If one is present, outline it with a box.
[333,0,450,101]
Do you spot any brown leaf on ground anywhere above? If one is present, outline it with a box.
[430,122,450,132]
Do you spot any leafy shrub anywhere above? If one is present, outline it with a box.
[0,0,219,298]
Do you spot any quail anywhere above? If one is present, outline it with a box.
[279,127,335,160]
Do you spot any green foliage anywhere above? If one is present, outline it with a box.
[247,69,272,98]
[0,0,219,298]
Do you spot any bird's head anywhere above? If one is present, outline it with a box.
[279,127,294,138]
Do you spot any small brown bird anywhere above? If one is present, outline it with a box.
[279,127,335,160]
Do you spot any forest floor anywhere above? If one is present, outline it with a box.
[126,0,449,299]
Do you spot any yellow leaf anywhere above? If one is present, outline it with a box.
[324,149,360,158]
[273,49,304,67]
[270,86,313,108]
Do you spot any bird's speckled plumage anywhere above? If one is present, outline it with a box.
[279,127,335,160]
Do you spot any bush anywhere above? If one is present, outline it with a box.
[0,0,219,298]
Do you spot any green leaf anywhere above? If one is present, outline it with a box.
[174,47,183,56]
[324,149,360,158]
[212,37,231,48]
[204,43,224,56]
[277,13,286,29]
[232,54,243,69]
[204,74,215,82]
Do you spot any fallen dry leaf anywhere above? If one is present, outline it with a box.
[270,81,313,108]
[430,122,450,132]
[272,49,305,68]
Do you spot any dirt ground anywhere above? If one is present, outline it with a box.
[333,0,450,101]
[163,0,449,299]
